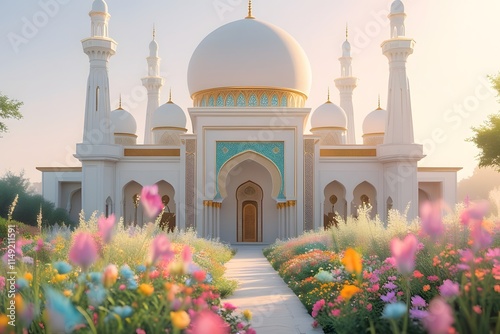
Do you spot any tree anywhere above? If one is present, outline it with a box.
[0,92,23,134]
[469,74,500,171]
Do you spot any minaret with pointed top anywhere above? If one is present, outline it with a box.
[142,26,164,144]
[334,25,358,144]
[81,0,117,144]
[378,0,423,221]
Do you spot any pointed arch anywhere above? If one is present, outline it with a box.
[352,181,377,218]
[324,180,347,227]
[236,181,263,242]
[218,151,282,200]
[123,180,143,227]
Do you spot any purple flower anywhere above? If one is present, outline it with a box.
[427,275,439,282]
[98,214,116,243]
[410,309,428,319]
[411,295,427,308]
[439,279,460,298]
[69,232,98,271]
[141,185,164,218]
[381,291,397,303]
[471,221,492,252]
[460,200,488,225]
[383,282,397,290]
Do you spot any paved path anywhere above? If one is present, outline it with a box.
[223,245,323,334]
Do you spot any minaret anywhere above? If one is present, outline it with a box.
[382,0,414,144]
[142,26,164,144]
[81,0,117,144]
[378,0,423,221]
[334,25,358,144]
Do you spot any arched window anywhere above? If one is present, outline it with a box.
[201,97,206,107]
[271,95,279,106]
[237,93,245,107]
[280,95,287,107]
[216,95,224,106]
[208,96,214,106]
[105,197,113,217]
[248,94,258,106]
[260,94,269,106]
[226,94,235,106]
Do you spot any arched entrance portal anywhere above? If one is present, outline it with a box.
[237,181,263,242]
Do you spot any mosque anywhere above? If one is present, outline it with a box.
[37,0,460,243]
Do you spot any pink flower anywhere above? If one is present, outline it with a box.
[460,200,488,225]
[69,232,98,271]
[390,234,419,275]
[182,245,192,264]
[190,310,229,334]
[471,221,492,252]
[439,279,460,298]
[473,305,482,314]
[366,303,373,311]
[34,238,45,252]
[422,297,454,334]
[420,201,445,240]
[141,185,164,218]
[222,302,237,311]
[136,329,146,334]
[98,214,116,243]
[148,234,174,265]
[331,309,341,316]
[427,275,439,282]
[0,276,5,291]
[193,270,207,283]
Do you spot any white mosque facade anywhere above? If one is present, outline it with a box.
[38,0,460,243]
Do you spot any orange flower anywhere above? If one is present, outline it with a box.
[494,285,500,293]
[15,294,24,313]
[413,270,424,279]
[340,284,360,300]
[423,285,431,292]
[170,310,190,329]
[24,273,33,281]
[138,283,154,296]
[342,248,362,275]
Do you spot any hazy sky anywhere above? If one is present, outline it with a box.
[1,0,500,183]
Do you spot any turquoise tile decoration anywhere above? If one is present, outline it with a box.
[215,141,285,200]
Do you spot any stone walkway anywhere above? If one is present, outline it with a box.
[223,245,324,334]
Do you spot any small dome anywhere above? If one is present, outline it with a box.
[342,40,351,57]
[310,101,347,130]
[391,0,404,14]
[110,108,137,135]
[187,18,311,98]
[152,101,187,130]
[91,0,108,13]
[363,107,387,135]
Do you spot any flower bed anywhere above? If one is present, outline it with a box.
[0,185,253,334]
[265,203,500,333]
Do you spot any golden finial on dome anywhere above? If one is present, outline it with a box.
[346,23,349,40]
[118,94,123,110]
[326,87,332,103]
[153,24,156,40]
[246,0,254,19]
[167,88,173,104]
[377,94,382,110]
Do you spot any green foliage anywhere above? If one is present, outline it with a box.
[0,171,75,227]
[0,92,23,134]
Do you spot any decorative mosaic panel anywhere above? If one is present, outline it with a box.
[185,139,196,229]
[216,141,285,199]
[304,139,315,231]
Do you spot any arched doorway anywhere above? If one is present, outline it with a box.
[123,181,143,227]
[237,181,263,242]
[323,181,347,228]
[352,181,377,218]
[156,180,176,232]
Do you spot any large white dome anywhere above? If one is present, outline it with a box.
[363,107,387,135]
[187,18,312,99]
[310,102,347,130]
[110,108,136,135]
[152,101,187,130]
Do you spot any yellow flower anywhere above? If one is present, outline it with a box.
[170,310,190,329]
[340,284,360,300]
[63,290,73,297]
[138,283,154,296]
[342,248,362,275]
[54,274,67,283]
[24,272,33,281]
[243,309,252,321]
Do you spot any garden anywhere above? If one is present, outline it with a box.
[264,201,500,334]
[0,185,254,334]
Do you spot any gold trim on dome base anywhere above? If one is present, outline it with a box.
[191,86,308,108]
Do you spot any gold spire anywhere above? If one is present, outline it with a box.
[326,87,332,103]
[246,0,254,19]
[118,94,123,110]
[346,23,349,40]
[153,24,156,40]
[167,88,173,104]
[377,94,382,110]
